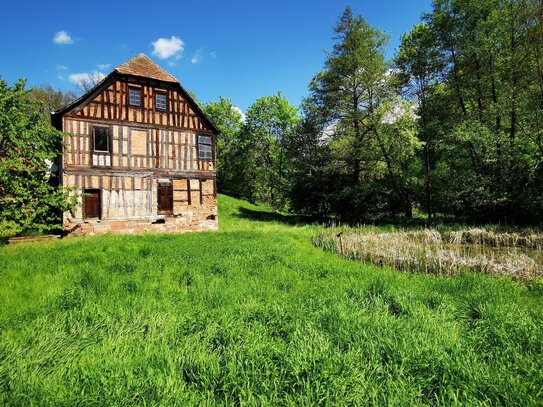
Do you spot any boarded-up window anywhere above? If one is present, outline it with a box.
[200,179,215,205]
[131,129,147,156]
[84,189,101,219]
[158,182,173,214]
[173,179,190,205]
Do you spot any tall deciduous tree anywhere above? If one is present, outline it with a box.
[202,97,245,194]
[27,84,77,122]
[242,92,299,209]
[396,23,442,219]
[0,78,76,237]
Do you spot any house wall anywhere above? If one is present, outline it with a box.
[63,118,214,172]
[61,76,218,236]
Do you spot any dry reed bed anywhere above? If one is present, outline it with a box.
[313,229,543,282]
[447,228,543,250]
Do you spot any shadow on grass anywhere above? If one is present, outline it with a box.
[233,206,311,225]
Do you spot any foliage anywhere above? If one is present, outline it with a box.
[290,7,421,221]
[1,194,543,405]
[398,0,543,223]
[240,92,299,210]
[26,84,76,121]
[202,97,245,195]
[0,78,77,237]
[203,93,299,210]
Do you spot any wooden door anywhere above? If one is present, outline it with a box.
[158,183,173,214]
[84,189,101,219]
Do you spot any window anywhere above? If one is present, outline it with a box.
[93,127,109,152]
[129,88,141,106]
[198,135,212,160]
[155,93,167,110]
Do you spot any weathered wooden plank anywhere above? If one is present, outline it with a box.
[119,126,124,167]
[127,127,132,168]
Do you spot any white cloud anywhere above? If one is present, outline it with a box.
[96,63,111,71]
[68,71,105,88]
[151,36,184,59]
[209,51,218,58]
[232,106,246,122]
[56,64,68,70]
[191,49,203,64]
[53,30,74,45]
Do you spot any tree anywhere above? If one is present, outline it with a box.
[396,23,442,219]
[27,84,76,121]
[412,0,543,223]
[308,6,390,184]
[0,78,76,237]
[202,97,245,194]
[242,92,299,209]
[75,72,104,93]
[297,6,421,220]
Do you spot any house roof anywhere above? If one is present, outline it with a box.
[52,54,219,134]
[114,54,179,83]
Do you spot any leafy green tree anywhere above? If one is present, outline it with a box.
[414,0,543,222]
[202,97,245,194]
[396,23,443,219]
[241,93,299,209]
[0,78,76,237]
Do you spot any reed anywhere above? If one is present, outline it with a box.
[313,229,543,282]
[448,228,543,250]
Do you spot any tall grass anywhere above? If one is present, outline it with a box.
[0,196,542,405]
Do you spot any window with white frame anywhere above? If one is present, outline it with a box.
[128,88,141,106]
[156,93,167,110]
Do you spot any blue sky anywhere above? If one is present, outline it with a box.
[0,1,431,111]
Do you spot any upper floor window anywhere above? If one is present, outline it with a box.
[156,93,167,111]
[93,127,109,152]
[198,135,212,160]
[129,88,141,106]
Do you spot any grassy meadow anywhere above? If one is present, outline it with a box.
[1,195,543,405]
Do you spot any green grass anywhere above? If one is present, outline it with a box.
[1,195,543,405]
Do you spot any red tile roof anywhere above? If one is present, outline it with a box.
[115,53,178,83]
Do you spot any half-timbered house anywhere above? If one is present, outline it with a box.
[52,54,219,235]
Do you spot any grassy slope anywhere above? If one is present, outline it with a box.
[0,195,542,406]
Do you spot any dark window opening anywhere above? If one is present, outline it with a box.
[198,135,212,160]
[156,93,167,110]
[83,189,101,220]
[93,127,109,152]
[158,182,173,214]
[129,88,141,106]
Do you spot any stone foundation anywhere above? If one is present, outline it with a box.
[65,214,218,236]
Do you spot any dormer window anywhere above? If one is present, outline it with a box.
[128,88,141,106]
[156,93,167,111]
[198,135,213,160]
